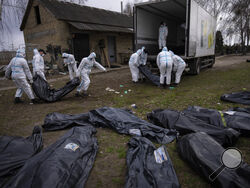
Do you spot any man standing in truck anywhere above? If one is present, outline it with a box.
[158,22,168,50]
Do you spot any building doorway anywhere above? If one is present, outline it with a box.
[107,36,116,63]
[73,34,90,62]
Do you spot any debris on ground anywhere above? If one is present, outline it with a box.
[131,104,137,109]
[105,87,115,92]
[58,72,66,75]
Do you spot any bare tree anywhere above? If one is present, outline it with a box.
[230,0,250,54]
[195,0,230,22]
[123,1,133,16]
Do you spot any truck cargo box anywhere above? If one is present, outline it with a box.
[134,0,216,74]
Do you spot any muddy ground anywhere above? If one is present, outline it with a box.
[0,54,250,188]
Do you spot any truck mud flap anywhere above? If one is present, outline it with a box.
[147,109,239,147]
[177,132,250,188]
[32,75,80,102]
[5,126,98,188]
[43,107,178,144]
[220,91,250,105]
[0,126,43,187]
[126,137,180,188]
[138,65,160,86]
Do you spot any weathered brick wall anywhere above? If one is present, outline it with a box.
[23,0,71,69]
[89,32,133,65]
[22,0,133,67]
[116,33,133,64]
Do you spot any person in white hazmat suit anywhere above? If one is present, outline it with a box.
[156,47,173,88]
[129,49,143,83]
[158,22,168,50]
[138,46,148,82]
[5,49,37,104]
[139,46,148,66]
[32,49,46,81]
[169,50,186,86]
[62,53,78,80]
[76,52,107,97]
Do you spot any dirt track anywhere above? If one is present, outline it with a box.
[214,54,250,68]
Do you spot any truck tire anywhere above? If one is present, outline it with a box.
[190,58,201,75]
[208,56,215,68]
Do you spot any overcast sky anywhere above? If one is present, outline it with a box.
[86,0,146,12]
[86,0,126,12]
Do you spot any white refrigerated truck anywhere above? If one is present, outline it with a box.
[134,0,216,74]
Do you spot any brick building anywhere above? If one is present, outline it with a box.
[20,0,134,68]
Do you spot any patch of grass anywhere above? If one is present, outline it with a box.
[96,179,103,188]
[111,177,124,185]
[106,146,115,153]
[116,147,127,159]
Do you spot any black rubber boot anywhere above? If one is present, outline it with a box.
[30,98,39,104]
[159,84,164,89]
[14,97,23,104]
[82,91,88,97]
[75,91,81,97]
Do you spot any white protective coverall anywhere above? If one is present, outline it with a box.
[62,53,78,80]
[5,49,35,99]
[158,24,168,50]
[129,49,142,82]
[76,52,106,92]
[170,51,186,84]
[32,49,46,80]
[139,46,147,66]
[156,47,173,85]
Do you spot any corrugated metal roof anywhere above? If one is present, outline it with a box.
[21,0,133,32]
[69,22,133,33]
